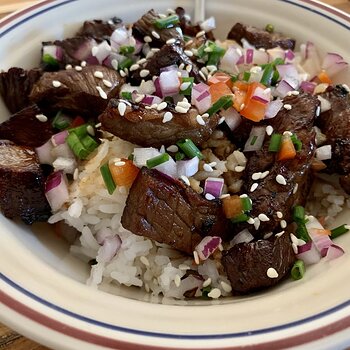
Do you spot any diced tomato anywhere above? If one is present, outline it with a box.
[222,195,243,219]
[277,134,297,161]
[208,72,233,89]
[233,89,247,111]
[209,81,234,104]
[109,159,139,187]
[233,81,249,92]
[70,116,85,128]
[317,70,333,85]
[311,228,332,236]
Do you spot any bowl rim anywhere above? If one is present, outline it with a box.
[0,0,350,349]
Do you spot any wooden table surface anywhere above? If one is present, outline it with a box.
[0,0,349,349]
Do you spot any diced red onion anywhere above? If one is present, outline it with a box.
[325,244,345,261]
[73,38,97,61]
[110,27,129,48]
[265,99,283,119]
[252,50,269,65]
[285,49,295,61]
[52,142,75,159]
[244,126,266,152]
[267,47,285,61]
[35,139,54,165]
[92,40,112,64]
[321,52,348,77]
[43,45,63,61]
[159,70,180,97]
[154,156,178,178]
[241,38,254,49]
[51,130,69,147]
[297,241,321,265]
[220,107,242,131]
[315,145,332,161]
[195,236,222,260]
[276,64,299,85]
[192,83,211,114]
[252,86,270,104]
[154,77,163,98]
[134,39,143,55]
[300,81,316,93]
[133,147,161,167]
[103,52,124,69]
[301,41,321,80]
[45,171,69,211]
[141,95,163,106]
[200,16,216,32]
[204,177,224,198]
[160,65,178,73]
[96,227,113,245]
[246,49,254,64]
[274,79,294,98]
[306,216,333,257]
[219,46,242,74]
[230,229,254,246]
[317,95,331,112]
[325,62,348,78]
[177,156,199,178]
[96,235,122,263]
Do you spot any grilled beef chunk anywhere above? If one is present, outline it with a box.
[130,43,202,84]
[234,93,319,237]
[121,167,230,255]
[340,174,350,194]
[227,23,296,50]
[30,65,124,117]
[76,17,122,41]
[0,67,42,114]
[317,86,350,194]
[222,232,296,294]
[132,10,184,47]
[0,141,51,224]
[0,105,53,147]
[99,99,220,148]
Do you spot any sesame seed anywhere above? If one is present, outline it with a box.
[239,194,248,198]
[280,220,287,229]
[134,94,145,103]
[119,70,126,77]
[166,145,178,153]
[293,183,299,194]
[94,71,104,79]
[35,114,48,122]
[111,59,119,70]
[175,106,188,114]
[151,48,160,52]
[145,51,154,59]
[184,50,193,57]
[266,125,274,136]
[220,194,230,199]
[345,224,350,230]
[235,165,245,172]
[180,82,191,91]
[247,217,255,225]
[208,162,217,168]
[140,69,150,78]
[65,64,72,70]
[284,104,292,110]
[208,288,221,299]
[129,64,140,71]
[95,122,101,128]
[283,131,293,136]
[275,231,285,237]
[218,117,225,124]
[80,60,87,67]
[52,80,61,88]
[200,67,209,75]
[260,171,270,179]
[174,274,181,287]
[162,111,173,123]
[180,175,190,186]
[186,40,194,47]
[253,217,261,230]
[250,183,259,192]
[258,213,270,222]
[157,102,167,111]
[202,113,209,118]
[114,161,126,166]
[140,256,150,266]
[86,125,95,136]
[264,232,273,239]
[73,168,79,180]
[342,84,350,92]
[118,101,127,116]
[292,243,298,254]
[196,30,206,38]
[220,281,232,293]
[95,86,107,99]
[276,211,283,219]
[103,79,112,88]
[291,90,300,95]
[75,66,83,71]
[290,233,299,245]
[151,31,160,39]
[144,36,152,43]
[166,38,176,45]
[203,164,214,172]
[205,193,215,201]
[179,264,190,270]
[150,103,158,109]
[136,59,146,66]
[193,250,200,264]
[203,278,211,288]
[276,174,287,185]
[186,64,192,73]
[240,103,245,111]
[196,115,206,125]
[252,172,262,180]
[92,46,98,56]
[267,268,279,279]
[199,71,207,81]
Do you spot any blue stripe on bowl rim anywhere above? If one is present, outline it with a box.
[0,0,349,341]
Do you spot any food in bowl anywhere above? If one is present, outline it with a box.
[0,7,349,300]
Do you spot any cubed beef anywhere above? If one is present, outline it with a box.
[77,17,123,41]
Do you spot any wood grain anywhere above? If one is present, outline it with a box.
[0,1,349,349]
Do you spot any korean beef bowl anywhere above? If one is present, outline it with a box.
[0,0,349,349]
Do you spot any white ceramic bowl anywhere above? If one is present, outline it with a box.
[0,1,349,349]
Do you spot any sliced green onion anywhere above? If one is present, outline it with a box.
[243,71,251,82]
[197,44,207,59]
[291,260,305,280]
[146,153,170,168]
[230,74,238,82]
[176,139,203,159]
[153,14,179,29]
[128,153,134,161]
[121,91,132,100]
[241,197,252,212]
[291,133,302,151]
[207,52,222,66]
[183,35,192,42]
[268,133,282,152]
[331,224,350,239]
[293,205,305,223]
[119,57,133,70]
[81,134,99,153]
[69,124,88,138]
[265,23,274,33]
[52,111,71,130]
[180,77,194,96]
[273,58,285,66]
[175,152,185,161]
[100,162,116,195]
[206,95,233,116]
[260,63,274,86]
[231,213,250,224]
[67,132,90,159]
[250,135,258,146]
[42,53,59,69]
[295,223,310,242]
[201,285,211,298]
[119,45,135,55]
